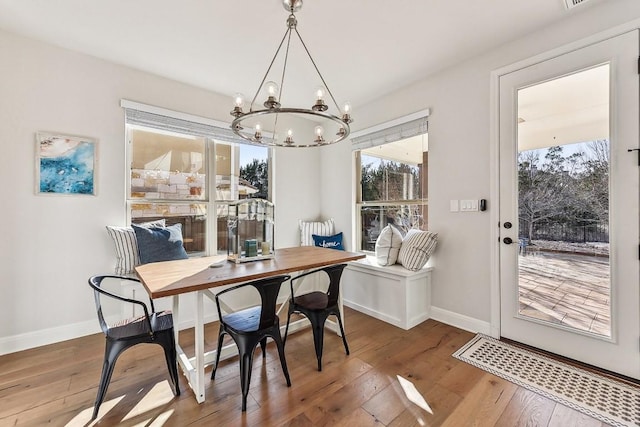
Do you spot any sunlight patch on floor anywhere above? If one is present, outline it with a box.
[121,381,175,422]
[65,396,124,426]
[397,375,433,414]
[66,380,175,426]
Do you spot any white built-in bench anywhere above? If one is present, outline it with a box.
[343,255,433,330]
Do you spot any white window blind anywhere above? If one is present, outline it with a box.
[121,99,269,144]
[351,109,429,150]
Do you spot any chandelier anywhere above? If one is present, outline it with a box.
[230,0,352,147]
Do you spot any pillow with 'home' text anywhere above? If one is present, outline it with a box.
[312,232,344,250]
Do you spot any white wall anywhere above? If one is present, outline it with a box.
[322,0,640,328]
[274,140,322,248]
[319,141,354,250]
[0,30,322,353]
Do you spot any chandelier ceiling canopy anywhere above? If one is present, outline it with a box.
[230,0,352,148]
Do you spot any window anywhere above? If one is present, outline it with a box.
[123,101,270,256]
[352,113,429,252]
[129,126,208,255]
[215,142,269,201]
[214,141,270,255]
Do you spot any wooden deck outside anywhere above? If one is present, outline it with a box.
[518,251,611,336]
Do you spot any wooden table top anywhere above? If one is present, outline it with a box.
[135,246,365,299]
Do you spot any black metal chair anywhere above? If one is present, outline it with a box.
[211,275,292,411]
[88,275,180,420]
[284,264,349,371]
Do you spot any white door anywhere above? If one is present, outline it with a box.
[499,30,640,379]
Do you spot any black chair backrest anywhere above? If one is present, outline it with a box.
[215,275,291,330]
[324,264,347,307]
[290,264,347,307]
[88,275,154,335]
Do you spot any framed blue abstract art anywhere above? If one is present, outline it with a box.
[36,132,98,195]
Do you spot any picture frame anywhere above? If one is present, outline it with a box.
[35,131,98,196]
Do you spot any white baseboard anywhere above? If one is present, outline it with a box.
[0,320,102,356]
[2,303,490,356]
[429,306,491,335]
[345,299,490,333]
[0,313,223,356]
[343,299,403,329]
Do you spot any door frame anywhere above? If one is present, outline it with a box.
[489,19,640,339]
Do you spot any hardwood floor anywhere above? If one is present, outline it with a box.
[0,308,611,426]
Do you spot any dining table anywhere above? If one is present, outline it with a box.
[135,245,365,403]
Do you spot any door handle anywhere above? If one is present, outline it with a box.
[503,237,514,244]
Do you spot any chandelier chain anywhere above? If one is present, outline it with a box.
[293,27,341,112]
[249,27,291,112]
[273,24,294,139]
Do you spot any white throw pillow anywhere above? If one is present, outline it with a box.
[375,225,403,266]
[106,219,166,275]
[299,218,335,246]
[398,229,438,271]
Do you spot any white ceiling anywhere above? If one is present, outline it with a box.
[518,64,609,151]
[0,0,605,110]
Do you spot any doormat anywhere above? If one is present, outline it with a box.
[452,334,640,427]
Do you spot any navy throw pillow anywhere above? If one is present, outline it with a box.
[132,223,189,264]
[312,232,344,251]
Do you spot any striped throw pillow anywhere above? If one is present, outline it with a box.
[398,229,438,271]
[299,218,335,246]
[106,219,165,275]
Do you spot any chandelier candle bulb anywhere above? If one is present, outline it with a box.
[342,102,353,123]
[234,93,245,107]
[266,81,279,97]
[314,125,325,144]
[231,93,245,117]
[285,129,294,144]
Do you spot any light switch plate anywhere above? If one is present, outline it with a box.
[450,200,459,212]
[460,199,479,212]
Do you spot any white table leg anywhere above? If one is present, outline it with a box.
[172,295,180,347]
[194,290,205,403]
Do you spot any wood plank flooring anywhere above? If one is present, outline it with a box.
[0,308,612,426]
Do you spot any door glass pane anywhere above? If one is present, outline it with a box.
[516,64,611,337]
